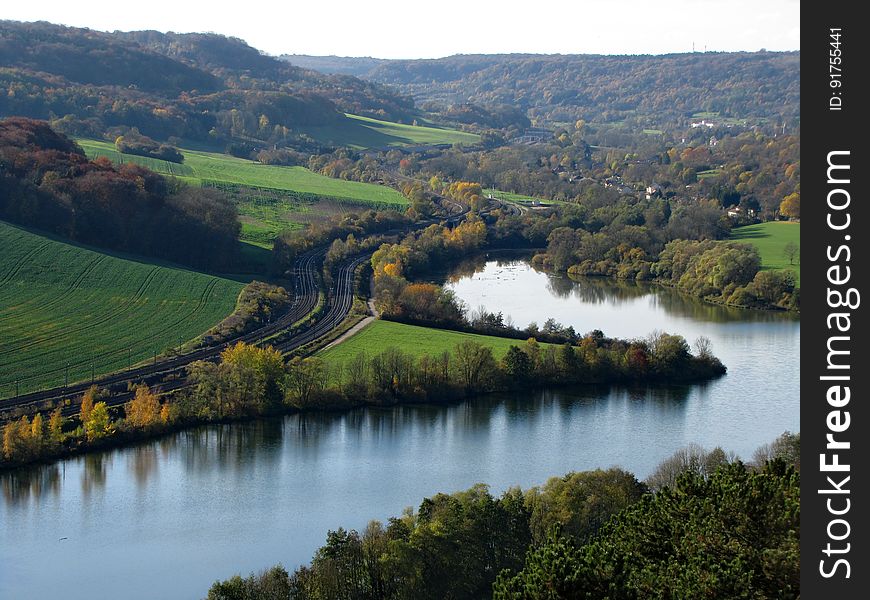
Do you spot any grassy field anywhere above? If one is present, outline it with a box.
[78,138,408,247]
[0,221,243,397]
[730,221,800,285]
[697,169,722,179]
[300,113,481,149]
[78,138,407,204]
[319,319,544,366]
[484,189,566,207]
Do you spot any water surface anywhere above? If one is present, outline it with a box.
[1,259,799,600]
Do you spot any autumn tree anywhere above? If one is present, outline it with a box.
[780,192,800,219]
[85,402,112,441]
[125,384,161,429]
[49,408,64,445]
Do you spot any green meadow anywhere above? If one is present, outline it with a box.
[730,221,801,285]
[319,319,546,366]
[300,113,481,149]
[78,138,408,247]
[0,221,243,397]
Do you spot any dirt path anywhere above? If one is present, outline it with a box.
[321,299,379,351]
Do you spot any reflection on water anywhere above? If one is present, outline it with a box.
[1,463,61,507]
[0,260,799,600]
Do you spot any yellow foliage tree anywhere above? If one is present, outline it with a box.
[80,385,99,424]
[125,385,161,429]
[49,408,64,445]
[85,402,112,442]
[30,413,45,451]
[780,193,800,220]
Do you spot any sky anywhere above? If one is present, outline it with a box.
[4,0,800,59]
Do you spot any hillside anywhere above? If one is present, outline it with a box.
[292,52,799,131]
[372,53,800,122]
[77,138,409,246]
[299,113,480,149]
[0,221,243,397]
[0,21,418,150]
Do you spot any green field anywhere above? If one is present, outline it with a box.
[0,221,243,397]
[319,319,544,366]
[78,138,408,246]
[730,221,800,285]
[697,169,722,179]
[78,138,407,204]
[484,189,565,207]
[300,113,481,149]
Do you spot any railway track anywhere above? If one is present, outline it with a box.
[2,205,472,419]
[0,249,324,416]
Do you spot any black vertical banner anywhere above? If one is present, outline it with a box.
[802,3,868,597]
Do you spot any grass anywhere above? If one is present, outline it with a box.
[730,221,801,285]
[642,129,664,135]
[300,113,481,149]
[78,138,407,204]
[697,169,722,179]
[318,319,544,366]
[78,138,408,246]
[484,189,565,206]
[0,221,244,398]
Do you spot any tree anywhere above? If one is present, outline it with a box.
[779,192,800,219]
[126,384,161,429]
[452,341,497,392]
[49,408,64,445]
[30,412,46,452]
[284,357,327,408]
[783,241,800,265]
[80,385,99,424]
[502,345,533,381]
[496,461,799,600]
[85,402,112,442]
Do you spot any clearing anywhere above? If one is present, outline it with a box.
[730,221,801,285]
[318,319,544,366]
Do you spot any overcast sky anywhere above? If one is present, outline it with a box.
[5,0,800,59]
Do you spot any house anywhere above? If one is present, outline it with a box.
[645,184,662,199]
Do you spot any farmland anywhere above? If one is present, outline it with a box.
[78,138,408,247]
[77,138,407,204]
[730,221,801,285]
[318,319,546,366]
[0,221,243,397]
[300,113,481,149]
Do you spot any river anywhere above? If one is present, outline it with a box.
[0,258,799,600]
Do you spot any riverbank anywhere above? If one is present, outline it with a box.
[0,328,726,471]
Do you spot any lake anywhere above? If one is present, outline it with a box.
[0,258,799,600]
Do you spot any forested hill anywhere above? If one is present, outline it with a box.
[0,21,416,147]
[0,21,220,95]
[113,30,415,122]
[291,52,800,129]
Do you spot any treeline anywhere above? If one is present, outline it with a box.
[114,129,183,163]
[204,434,799,600]
[0,117,240,269]
[536,231,799,310]
[0,333,725,469]
[202,281,293,346]
[273,210,410,275]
